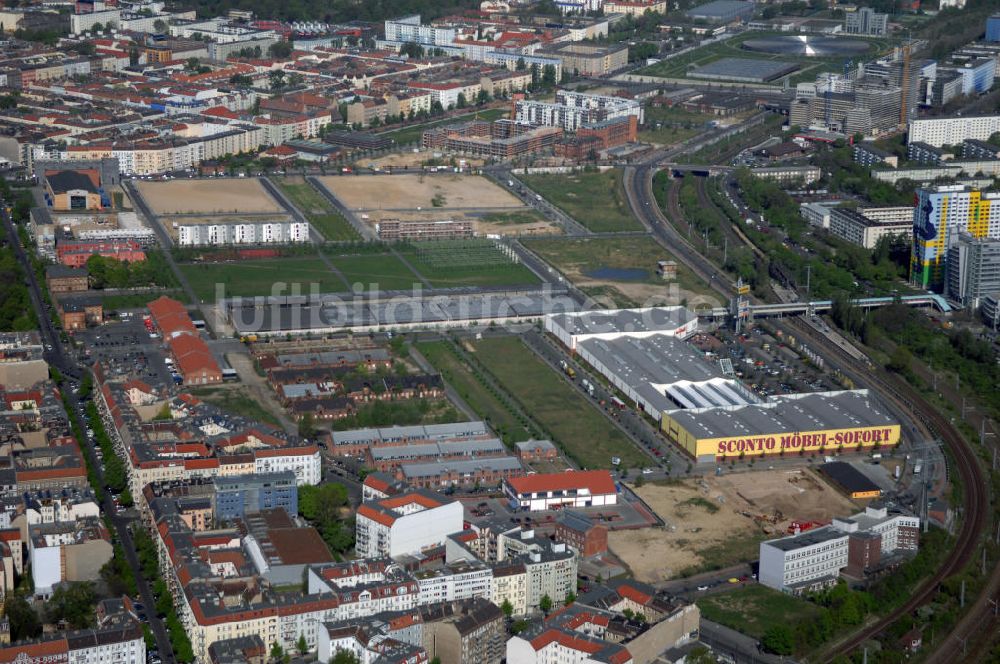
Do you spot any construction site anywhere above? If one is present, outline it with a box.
[610,469,860,583]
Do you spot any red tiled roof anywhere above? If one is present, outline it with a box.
[506,470,616,496]
[358,503,395,527]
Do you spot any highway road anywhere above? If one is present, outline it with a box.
[1,206,176,660]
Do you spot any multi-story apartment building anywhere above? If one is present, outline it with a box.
[515,90,642,132]
[844,7,888,35]
[356,491,464,559]
[907,114,1000,148]
[175,220,310,246]
[384,15,456,47]
[212,472,298,522]
[911,185,1000,289]
[827,207,912,249]
[946,231,1000,307]
[420,598,505,664]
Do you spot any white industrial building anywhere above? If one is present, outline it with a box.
[759,504,920,593]
[355,490,464,558]
[545,305,697,351]
[175,220,310,246]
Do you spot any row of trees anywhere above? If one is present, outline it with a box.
[85,251,178,290]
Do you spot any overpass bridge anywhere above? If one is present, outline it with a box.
[661,163,734,177]
[702,293,952,319]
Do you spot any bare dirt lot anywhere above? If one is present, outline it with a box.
[317,174,525,211]
[357,208,560,237]
[136,179,283,215]
[609,469,859,583]
[366,151,486,170]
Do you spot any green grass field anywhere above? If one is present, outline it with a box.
[377,108,508,146]
[416,340,534,444]
[99,291,184,310]
[472,336,646,469]
[402,240,540,289]
[640,106,720,146]
[188,387,282,427]
[479,210,548,225]
[524,236,719,303]
[521,170,643,233]
[327,252,422,291]
[697,585,822,639]
[180,257,345,301]
[272,178,359,241]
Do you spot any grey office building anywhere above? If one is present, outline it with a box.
[946,231,1000,308]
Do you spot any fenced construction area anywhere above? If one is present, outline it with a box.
[135,178,283,215]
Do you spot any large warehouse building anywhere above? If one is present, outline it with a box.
[545,306,698,351]
[546,306,900,461]
[575,333,755,422]
[660,390,900,462]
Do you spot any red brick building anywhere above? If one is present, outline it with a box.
[56,240,146,268]
[554,510,608,557]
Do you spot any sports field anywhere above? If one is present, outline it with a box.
[317,174,524,211]
[180,257,346,301]
[136,179,282,215]
[521,170,642,232]
[328,252,421,291]
[471,336,646,469]
[403,240,540,289]
[272,177,359,241]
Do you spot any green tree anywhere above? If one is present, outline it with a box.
[330,650,360,664]
[887,345,912,375]
[298,412,316,439]
[501,598,513,618]
[4,593,40,640]
[564,591,576,606]
[268,70,286,90]
[400,41,424,58]
[296,634,308,655]
[268,40,294,58]
[761,625,794,655]
[47,582,97,628]
[270,641,284,662]
[539,594,553,614]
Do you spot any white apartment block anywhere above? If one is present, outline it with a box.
[253,449,322,486]
[356,491,464,559]
[384,15,456,47]
[515,90,642,131]
[416,563,493,605]
[759,527,848,593]
[175,220,310,246]
[70,8,121,33]
[908,115,1000,148]
[828,207,912,249]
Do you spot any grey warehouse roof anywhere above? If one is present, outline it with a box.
[550,306,696,337]
[666,390,895,439]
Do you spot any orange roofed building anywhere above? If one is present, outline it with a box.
[355,490,463,558]
[504,470,618,512]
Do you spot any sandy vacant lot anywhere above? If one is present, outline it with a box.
[317,174,525,211]
[609,469,859,583]
[136,179,282,215]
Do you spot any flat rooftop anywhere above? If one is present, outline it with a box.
[666,390,896,439]
[690,58,799,82]
[764,525,845,552]
[549,306,696,338]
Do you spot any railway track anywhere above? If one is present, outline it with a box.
[623,157,997,661]
[787,318,993,663]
